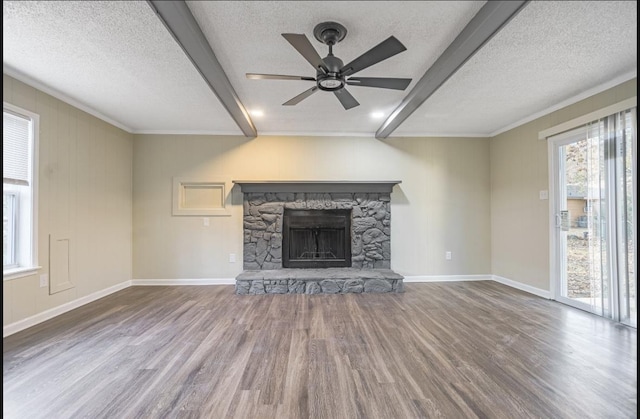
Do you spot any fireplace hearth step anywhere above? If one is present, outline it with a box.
[235,268,404,295]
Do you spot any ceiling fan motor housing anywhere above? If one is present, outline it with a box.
[317,55,345,91]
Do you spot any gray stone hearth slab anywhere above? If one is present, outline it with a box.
[235,268,404,295]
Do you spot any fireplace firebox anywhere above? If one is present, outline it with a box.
[283,209,351,268]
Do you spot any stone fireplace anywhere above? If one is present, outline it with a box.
[233,181,404,294]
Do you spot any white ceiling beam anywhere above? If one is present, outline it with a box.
[147,1,257,138]
[375,0,529,139]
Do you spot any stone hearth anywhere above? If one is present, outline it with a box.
[236,268,404,294]
[233,181,404,295]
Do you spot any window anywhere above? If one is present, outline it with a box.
[3,103,38,279]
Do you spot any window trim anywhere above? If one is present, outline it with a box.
[3,190,19,269]
[3,102,39,280]
[172,177,232,217]
[538,97,636,140]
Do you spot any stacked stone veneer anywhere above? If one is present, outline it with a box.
[235,268,404,295]
[243,192,392,270]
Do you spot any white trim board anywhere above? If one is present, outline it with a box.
[3,280,131,337]
[403,274,491,282]
[131,278,236,286]
[491,275,551,299]
[494,70,637,138]
[403,274,551,300]
[2,278,235,336]
[538,96,637,140]
[5,69,635,140]
[3,67,134,133]
[3,275,550,337]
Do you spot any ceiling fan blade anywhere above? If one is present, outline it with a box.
[282,34,328,73]
[246,73,316,81]
[283,86,319,106]
[340,36,407,77]
[346,77,412,90]
[333,88,359,110]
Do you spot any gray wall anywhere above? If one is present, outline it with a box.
[4,70,634,329]
[3,74,133,326]
[133,135,492,279]
[490,78,636,291]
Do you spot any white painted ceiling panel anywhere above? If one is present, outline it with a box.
[2,1,637,137]
[2,1,241,134]
[394,0,638,137]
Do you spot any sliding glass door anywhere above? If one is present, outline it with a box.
[551,108,636,327]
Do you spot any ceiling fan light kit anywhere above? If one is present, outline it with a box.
[247,21,412,110]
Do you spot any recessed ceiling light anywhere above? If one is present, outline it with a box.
[370,111,385,119]
[249,109,264,117]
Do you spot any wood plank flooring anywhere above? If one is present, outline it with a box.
[3,282,637,418]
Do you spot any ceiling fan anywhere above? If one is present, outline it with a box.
[246,21,412,110]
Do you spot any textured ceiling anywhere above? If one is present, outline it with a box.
[2,1,637,137]
[394,0,638,136]
[2,1,242,134]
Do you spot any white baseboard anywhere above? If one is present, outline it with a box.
[403,274,492,282]
[3,280,132,338]
[492,275,551,299]
[4,274,551,337]
[402,274,552,300]
[131,278,236,286]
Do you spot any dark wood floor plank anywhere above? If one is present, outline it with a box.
[3,282,637,418]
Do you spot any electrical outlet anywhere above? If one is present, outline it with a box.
[229,253,236,263]
[539,190,549,200]
[203,217,210,226]
[39,274,48,288]
[445,251,452,260]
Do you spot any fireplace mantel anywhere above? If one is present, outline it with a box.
[232,180,401,194]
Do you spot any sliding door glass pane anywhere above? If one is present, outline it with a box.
[617,112,636,327]
[561,134,608,316]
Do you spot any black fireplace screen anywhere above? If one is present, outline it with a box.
[282,209,351,268]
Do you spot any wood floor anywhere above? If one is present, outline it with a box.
[3,282,637,419]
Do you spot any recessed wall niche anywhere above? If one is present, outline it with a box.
[172,178,231,216]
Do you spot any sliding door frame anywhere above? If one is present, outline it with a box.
[546,99,636,326]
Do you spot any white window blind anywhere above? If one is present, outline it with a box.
[3,110,31,186]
